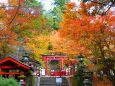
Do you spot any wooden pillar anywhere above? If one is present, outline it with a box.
[61,58,64,70]
[23,73,26,86]
[45,57,48,75]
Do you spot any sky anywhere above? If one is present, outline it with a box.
[38,0,115,12]
[0,0,114,11]
[39,0,79,11]
[39,0,54,10]
[0,0,8,4]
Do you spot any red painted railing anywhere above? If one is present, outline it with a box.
[50,70,75,76]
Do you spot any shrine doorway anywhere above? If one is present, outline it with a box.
[42,55,67,76]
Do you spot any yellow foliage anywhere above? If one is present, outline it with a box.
[26,34,50,57]
[50,31,81,55]
[9,0,18,6]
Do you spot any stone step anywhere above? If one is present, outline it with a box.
[40,77,69,86]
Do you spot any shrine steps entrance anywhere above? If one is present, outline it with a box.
[40,77,70,86]
[40,77,55,86]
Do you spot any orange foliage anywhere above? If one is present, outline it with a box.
[0,0,42,57]
[59,2,115,57]
[50,31,89,55]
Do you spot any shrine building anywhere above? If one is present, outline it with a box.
[0,56,40,86]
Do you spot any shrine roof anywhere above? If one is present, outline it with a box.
[21,56,40,64]
[0,56,32,70]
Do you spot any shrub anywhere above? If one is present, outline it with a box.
[0,77,20,86]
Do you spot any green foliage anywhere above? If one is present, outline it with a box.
[15,15,48,42]
[26,0,42,7]
[0,77,6,86]
[84,58,92,66]
[44,7,64,30]
[31,16,47,30]
[44,0,69,30]
[53,0,69,8]
[43,13,55,30]
[39,0,69,30]
[0,77,20,86]
[47,42,53,50]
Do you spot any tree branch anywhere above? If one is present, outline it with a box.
[7,0,21,27]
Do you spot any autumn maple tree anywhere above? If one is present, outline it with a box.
[0,0,19,58]
[60,1,115,70]
[0,0,44,58]
[58,1,115,85]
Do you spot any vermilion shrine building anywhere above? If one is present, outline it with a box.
[42,55,78,76]
[0,56,38,86]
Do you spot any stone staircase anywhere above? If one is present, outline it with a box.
[40,77,56,86]
[40,77,69,86]
[61,77,70,86]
